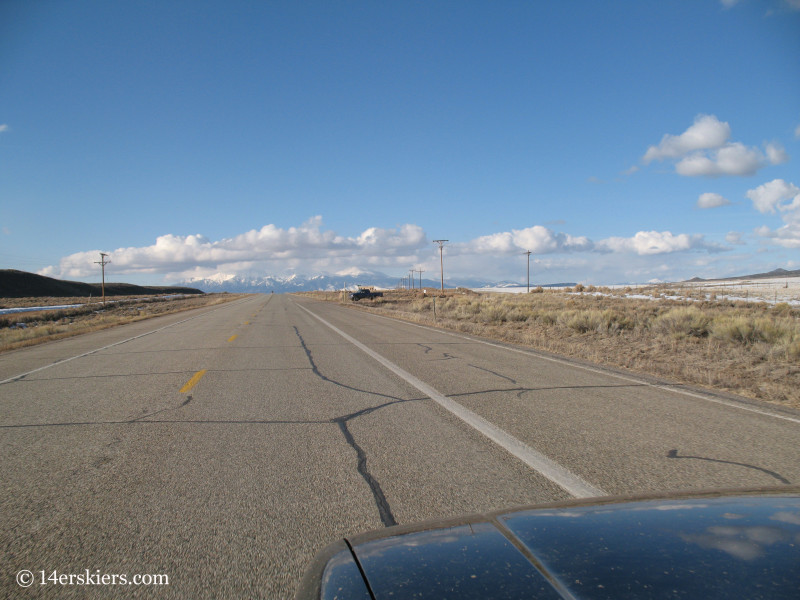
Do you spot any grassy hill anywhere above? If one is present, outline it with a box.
[0,269,204,298]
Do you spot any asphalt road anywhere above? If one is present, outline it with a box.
[2,294,799,598]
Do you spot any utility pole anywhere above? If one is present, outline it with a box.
[409,268,415,290]
[94,252,111,306]
[433,240,448,294]
[416,269,425,290]
[523,250,532,293]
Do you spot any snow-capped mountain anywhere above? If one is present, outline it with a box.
[177,272,495,293]
[180,274,348,293]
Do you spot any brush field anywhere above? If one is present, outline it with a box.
[302,286,800,409]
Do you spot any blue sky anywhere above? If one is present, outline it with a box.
[2,0,799,286]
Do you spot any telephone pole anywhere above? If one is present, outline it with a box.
[409,268,415,290]
[94,252,111,306]
[523,250,532,293]
[433,240,448,294]
[416,269,425,290]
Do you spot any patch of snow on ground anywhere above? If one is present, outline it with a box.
[474,277,800,306]
[0,304,84,316]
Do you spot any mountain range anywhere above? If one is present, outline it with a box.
[178,272,496,293]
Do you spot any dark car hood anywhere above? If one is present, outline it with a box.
[296,487,800,599]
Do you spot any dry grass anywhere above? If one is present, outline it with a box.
[299,288,800,409]
[0,294,244,353]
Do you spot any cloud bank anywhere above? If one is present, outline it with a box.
[40,217,727,284]
[40,217,428,280]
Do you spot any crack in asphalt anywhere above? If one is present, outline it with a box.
[667,449,790,484]
[293,326,327,382]
[419,344,517,384]
[293,326,416,403]
[294,325,413,527]
[127,395,193,422]
[467,363,517,384]
[334,413,398,527]
[443,383,648,402]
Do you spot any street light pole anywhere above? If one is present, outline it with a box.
[433,240,448,294]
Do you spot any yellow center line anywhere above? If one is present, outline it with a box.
[227,334,238,342]
[180,369,207,393]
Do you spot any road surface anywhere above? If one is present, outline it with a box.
[2,294,799,598]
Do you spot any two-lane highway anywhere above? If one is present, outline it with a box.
[2,294,799,598]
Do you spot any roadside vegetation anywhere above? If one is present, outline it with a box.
[301,287,800,409]
[0,294,243,353]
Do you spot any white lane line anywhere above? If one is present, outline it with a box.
[367,311,800,427]
[297,303,606,499]
[0,297,255,386]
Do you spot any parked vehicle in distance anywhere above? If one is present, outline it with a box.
[295,487,800,600]
[350,288,384,301]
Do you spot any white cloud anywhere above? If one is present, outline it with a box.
[725,231,746,245]
[643,115,731,163]
[597,231,716,255]
[459,225,592,255]
[622,165,639,176]
[746,179,800,214]
[675,142,770,177]
[0,124,8,133]
[719,0,740,7]
[748,179,800,248]
[795,123,800,138]
[697,192,731,209]
[643,115,785,178]
[756,222,800,248]
[765,142,789,165]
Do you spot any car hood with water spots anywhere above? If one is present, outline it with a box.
[295,487,800,600]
